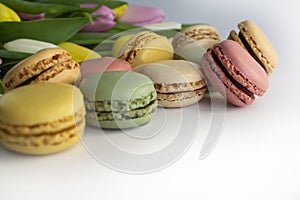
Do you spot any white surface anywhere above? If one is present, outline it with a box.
[1,0,300,199]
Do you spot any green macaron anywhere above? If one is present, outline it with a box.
[79,71,158,129]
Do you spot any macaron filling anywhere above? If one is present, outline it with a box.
[154,81,207,102]
[84,90,157,121]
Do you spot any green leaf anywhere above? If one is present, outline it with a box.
[0,49,32,60]
[0,80,4,94]
[1,0,84,15]
[36,0,128,9]
[0,17,90,44]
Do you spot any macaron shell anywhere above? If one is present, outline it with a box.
[238,20,278,73]
[134,60,204,85]
[0,83,84,125]
[0,119,85,155]
[79,71,155,102]
[79,57,132,81]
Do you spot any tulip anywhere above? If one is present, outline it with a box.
[80,4,116,32]
[112,4,127,19]
[18,12,45,21]
[4,38,58,54]
[0,57,2,65]
[143,22,182,31]
[58,42,101,62]
[0,3,20,22]
[117,5,164,26]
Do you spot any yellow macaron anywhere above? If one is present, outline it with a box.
[0,82,86,155]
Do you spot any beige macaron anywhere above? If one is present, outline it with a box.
[172,24,221,63]
[134,60,207,108]
[3,47,80,92]
[228,20,278,75]
[118,31,174,67]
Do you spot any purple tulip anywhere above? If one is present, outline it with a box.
[80,4,116,32]
[18,12,45,21]
[117,5,165,26]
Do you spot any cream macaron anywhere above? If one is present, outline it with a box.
[134,60,207,107]
[0,83,86,155]
[172,24,221,63]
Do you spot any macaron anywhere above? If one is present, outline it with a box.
[79,71,158,129]
[201,40,269,107]
[228,20,278,75]
[118,31,174,67]
[2,47,80,92]
[172,24,221,63]
[0,83,86,155]
[79,57,132,81]
[133,60,207,108]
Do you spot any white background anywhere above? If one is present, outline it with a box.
[1,0,300,199]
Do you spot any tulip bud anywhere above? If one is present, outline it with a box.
[0,3,20,22]
[117,5,164,26]
[80,4,116,32]
[4,38,58,54]
[112,4,127,19]
[18,12,45,21]
[58,42,101,62]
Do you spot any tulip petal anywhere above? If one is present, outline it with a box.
[18,12,45,21]
[4,38,58,54]
[80,4,116,32]
[117,5,164,26]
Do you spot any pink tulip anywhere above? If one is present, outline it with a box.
[18,12,45,21]
[117,5,165,26]
[0,58,2,65]
[80,4,116,32]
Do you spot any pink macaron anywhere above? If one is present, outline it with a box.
[79,57,132,81]
[201,40,269,107]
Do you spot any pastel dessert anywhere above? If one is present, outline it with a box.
[0,83,86,155]
[172,24,221,63]
[79,57,132,81]
[134,60,207,108]
[201,40,269,107]
[112,34,134,57]
[2,48,80,92]
[79,71,158,129]
[228,20,278,75]
[118,31,174,67]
